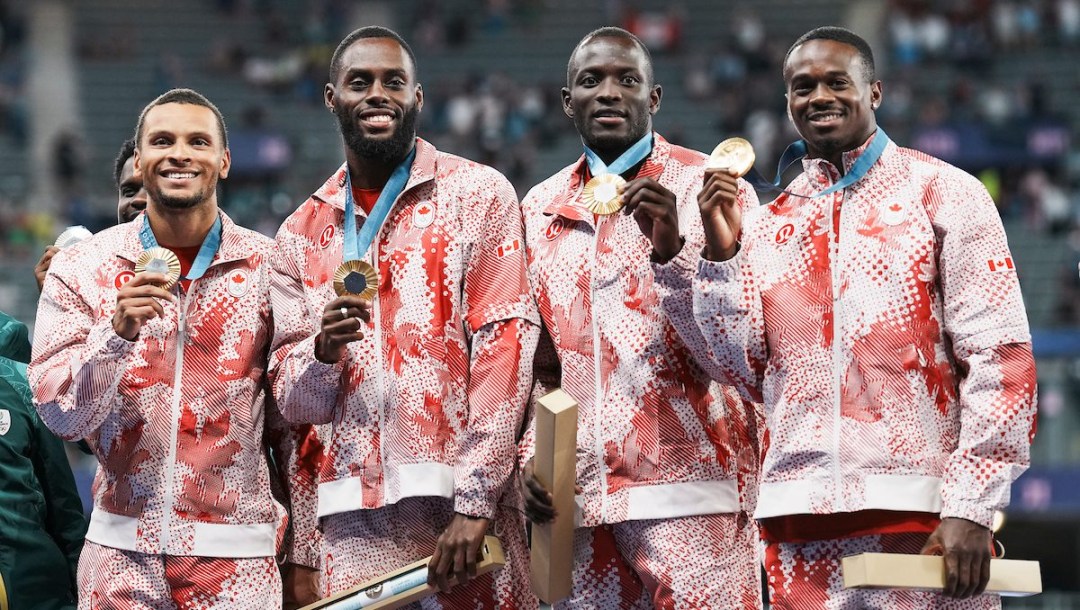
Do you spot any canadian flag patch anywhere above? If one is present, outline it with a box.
[413,202,436,228]
[496,239,521,258]
[226,269,250,297]
[987,257,1015,272]
[881,202,906,226]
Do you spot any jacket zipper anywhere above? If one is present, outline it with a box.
[590,224,607,521]
[372,243,386,501]
[160,289,186,552]
[829,184,845,511]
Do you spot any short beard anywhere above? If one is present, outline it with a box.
[574,111,650,160]
[338,105,419,163]
[147,184,212,210]
[156,192,205,209]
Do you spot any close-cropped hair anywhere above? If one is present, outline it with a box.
[567,26,654,86]
[329,26,418,82]
[112,138,136,187]
[134,88,228,148]
[784,26,876,82]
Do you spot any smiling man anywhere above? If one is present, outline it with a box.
[691,27,1037,608]
[30,88,303,608]
[268,26,540,607]
[518,27,763,608]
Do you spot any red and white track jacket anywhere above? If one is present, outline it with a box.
[269,138,540,522]
[30,213,300,558]
[691,134,1038,528]
[522,133,762,527]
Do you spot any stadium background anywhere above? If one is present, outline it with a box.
[0,0,1077,604]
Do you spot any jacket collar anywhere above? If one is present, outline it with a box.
[117,210,251,267]
[311,137,437,215]
[801,129,894,179]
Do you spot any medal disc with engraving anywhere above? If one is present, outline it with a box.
[333,260,378,300]
[707,137,756,177]
[583,174,627,215]
[54,225,93,248]
[134,247,181,290]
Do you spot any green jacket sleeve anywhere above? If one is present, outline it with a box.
[30,404,87,596]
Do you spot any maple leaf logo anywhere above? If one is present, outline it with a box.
[220,329,256,381]
[100,422,150,515]
[173,405,241,522]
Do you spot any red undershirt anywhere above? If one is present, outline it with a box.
[159,244,202,292]
[352,185,382,215]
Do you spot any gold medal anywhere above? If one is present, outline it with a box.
[707,137,756,177]
[582,174,626,215]
[134,247,182,290]
[333,260,378,300]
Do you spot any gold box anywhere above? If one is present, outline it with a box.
[530,389,579,604]
[842,553,1041,597]
[300,535,505,609]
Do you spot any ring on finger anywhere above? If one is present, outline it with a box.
[340,306,348,320]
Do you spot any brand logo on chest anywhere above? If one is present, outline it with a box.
[545,218,568,241]
[0,409,10,436]
[114,270,135,289]
[775,223,795,244]
[319,224,336,249]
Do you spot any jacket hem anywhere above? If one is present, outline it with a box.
[86,510,277,557]
[754,474,943,519]
[317,462,455,518]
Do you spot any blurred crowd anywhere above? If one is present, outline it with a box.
[0,0,1077,325]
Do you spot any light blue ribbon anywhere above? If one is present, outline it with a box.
[138,214,222,281]
[343,148,417,262]
[743,128,891,198]
[583,132,654,179]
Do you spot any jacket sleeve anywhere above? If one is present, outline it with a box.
[32,412,87,596]
[454,173,542,518]
[518,322,561,466]
[931,174,1038,528]
[655,177,760,387]
[268,229,343,426]
[691,225,768,404]
[30,253,138,440]
[265,404,324,569]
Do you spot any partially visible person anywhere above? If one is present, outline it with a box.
[692,26,1037,607]
[114,137,149,223]
[0,309,87,610]
[34,138,149,292]
[31,88,293,608]
[269,26,539,607]
[519,27,762,608]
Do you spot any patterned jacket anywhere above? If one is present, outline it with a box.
[691,133,1038,528]
[30,213,298,558]
[268,138,540,522]
[521,133,762,527]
